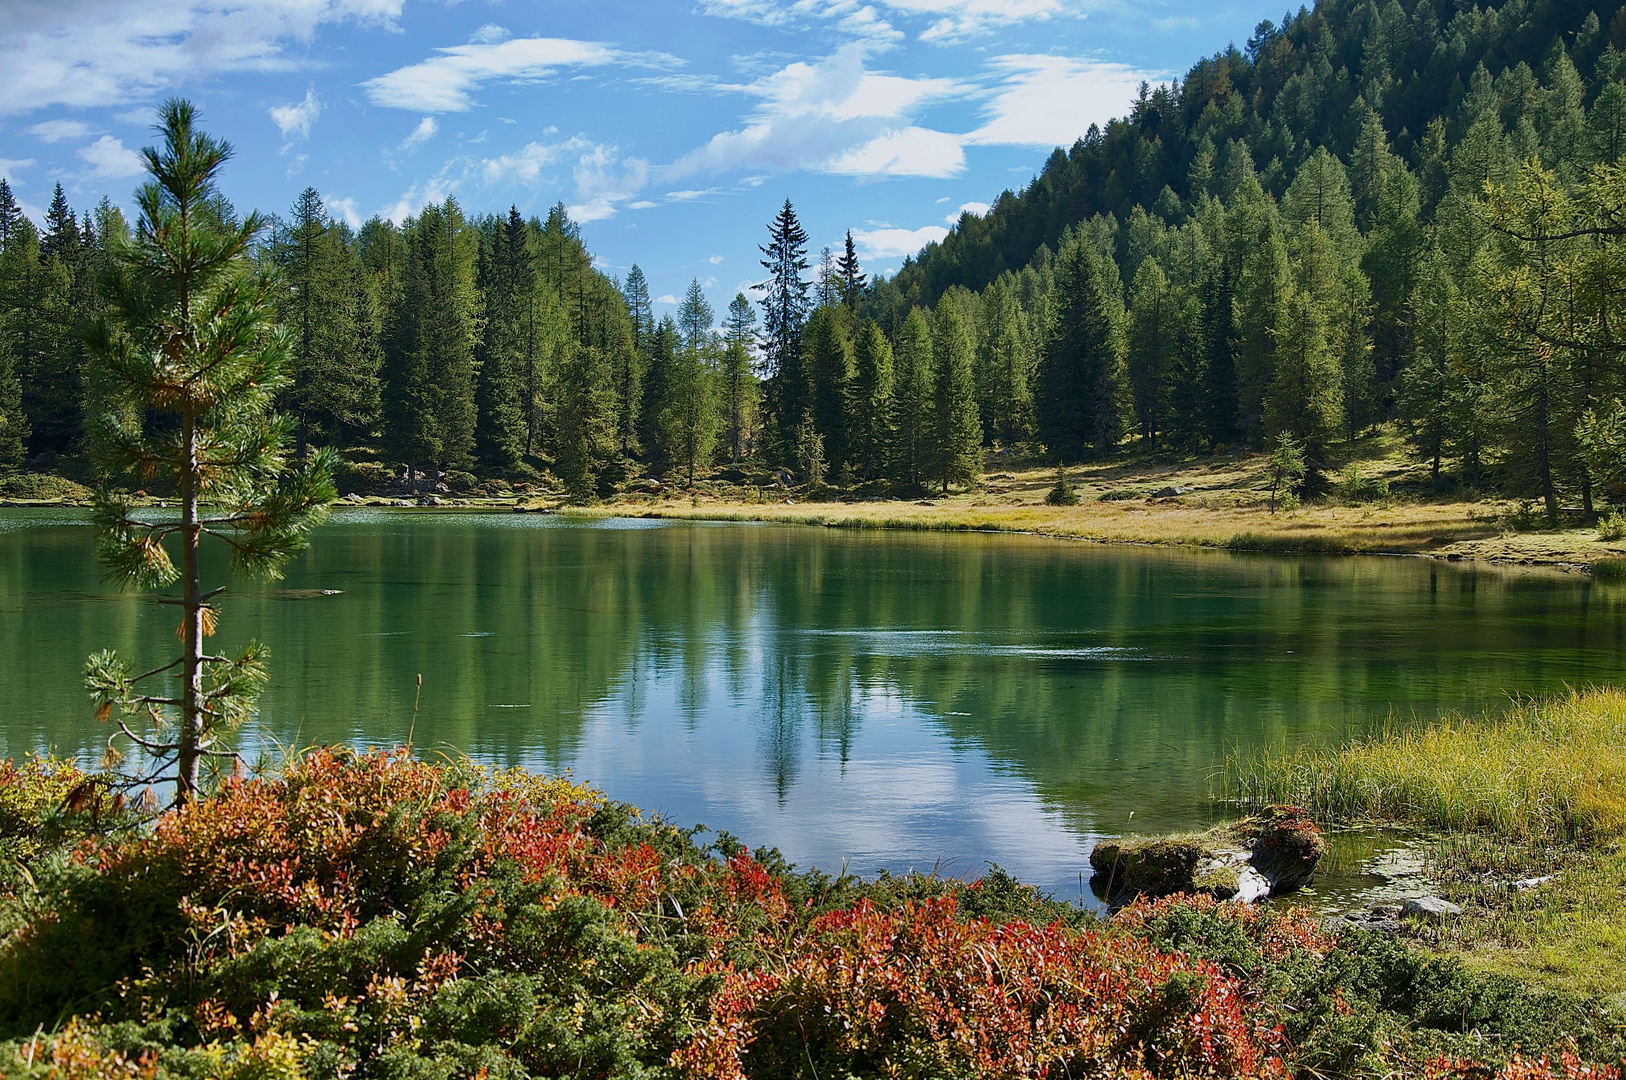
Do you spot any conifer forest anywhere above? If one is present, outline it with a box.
[2,0,1626,518]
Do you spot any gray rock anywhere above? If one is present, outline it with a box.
[1152,486,1188,498]
[1402,896,1462,919]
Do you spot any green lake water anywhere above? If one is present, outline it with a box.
[0,507,1621,897]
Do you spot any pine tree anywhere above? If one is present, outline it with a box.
[1126,259,1178,446]
[640,316,678,472]
[1199,263,1240,447]
[890,307,933,489]
[82,99,335,803]
[837,230,865,307]
[757,200,810,461]
[1230,181,1289,443]
[0,180,20,248]
[849,319,893,481]
[474,207,530,471]
[553,340,617,499]
[1265,231,1345,490]
[669,301,718,486]
[804,306,852,472]
[0,217,30,469]
[1038,236,1122,460]
[721,293,756,461]
[930,301,982,492]
[383,200,477,486]
[977,277,1034,446]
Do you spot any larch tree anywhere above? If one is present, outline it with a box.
[929,301,982,492]
[721,293,756,461]
[1038,236,1122,460]
[890,307,933,489]
[849,318,893,481]
[804,305,853,473]
[81,99,335,804]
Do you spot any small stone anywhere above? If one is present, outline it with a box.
[1402,896,1462,919]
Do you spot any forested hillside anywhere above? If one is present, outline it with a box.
[0,0,1624,514]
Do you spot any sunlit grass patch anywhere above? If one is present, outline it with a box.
[1224,687,1626,841]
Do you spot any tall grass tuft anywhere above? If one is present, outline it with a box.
[1224,687,1626,841]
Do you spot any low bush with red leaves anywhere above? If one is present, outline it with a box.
[0,749,1618,1080]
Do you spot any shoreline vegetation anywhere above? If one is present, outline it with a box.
[10,436,1626,570]
[2,706,1626,1080]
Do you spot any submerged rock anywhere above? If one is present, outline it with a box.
[1088,805,1325,906]
[1402,896,1463,919]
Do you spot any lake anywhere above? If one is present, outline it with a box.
[0,508,1620,898]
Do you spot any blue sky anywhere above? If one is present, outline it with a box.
[1,0,1269,311]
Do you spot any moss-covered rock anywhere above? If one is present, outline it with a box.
[1088,806,1324,905]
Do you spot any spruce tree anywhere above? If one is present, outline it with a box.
[757,200,810,460]
[0,180,19,248]
[849,319,893,481]
[554,340,617,499]
[804,306,853,472]
[890,307,933,489]
[978,277,1034,446]
[1038,237,1122,460]
[81,99,335,803]
[1126,259,1177,446]
[474,207,530,471]
[1200,263,1240,447]
[837,230,865,307]
[930,301,982,492]
[1265,236,1346,491]
[640,316,678,472]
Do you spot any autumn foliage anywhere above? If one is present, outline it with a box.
[0,750,1617,1080]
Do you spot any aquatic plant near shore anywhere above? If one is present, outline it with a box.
[1224,687,1626,840]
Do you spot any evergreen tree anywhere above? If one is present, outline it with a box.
[640,316,678,472]
[553,340,617,499]
[837,230,865,307]
[977,277,1034,446]
[721,293,757,461]
[849,319,893,481]
[930,301,982,492]
[804,306,853,472]
[890,307,933,489]
[1126,259,1178,446]
[82,99,334,803]
[0,180,19,248]
[0,217,30,469]
[383,199,478,486]
[1230,180,1289,442]
[1266,227,1346,489]
[757,200,810,460]
[1038,236,1122,460]
[1199,263,1241,447]
[474,207,530,471]
[668,302,719,486]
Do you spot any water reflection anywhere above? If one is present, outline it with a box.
[0,508,1620,896]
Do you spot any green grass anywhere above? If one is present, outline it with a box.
[1224,687,1626,841]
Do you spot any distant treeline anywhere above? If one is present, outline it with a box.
[2,0,1626,511]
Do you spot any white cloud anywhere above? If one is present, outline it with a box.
[0,0,404,116]
[668,43,968,182]
[270,84,322,143]
[469,24,510,45]
[362,36,670,113]
[76,135,143,179]
[0,158,37,181]
[699,0,1075,43]
[479,135,649,223]
[27,118,93,142]
[324,195,362,228]
[399,116,438,153]
[946,199,989,222]
[708,255,724,264]
[852,223,949,259]
[628,199,659,209]
[966,54,1156,148]
[654,293,678,304]
[824,126,964,177]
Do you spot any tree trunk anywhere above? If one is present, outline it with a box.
[1430,450,1440,495]
[1582,472,1595,518]
[178,410,203,804]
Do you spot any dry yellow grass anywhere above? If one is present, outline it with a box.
[575,445,1626,566]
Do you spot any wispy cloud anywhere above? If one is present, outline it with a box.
[270,84,322,146]
[1,0,405,116]
[76,135,143,179]
[668,43,969,181]
[399,116,438,153]
[362,36,676,113]
[698,0,1079,44]
[0,158,38,182]
[27,118,94,143]
[478,135,649,223]
[324,195,363,228]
